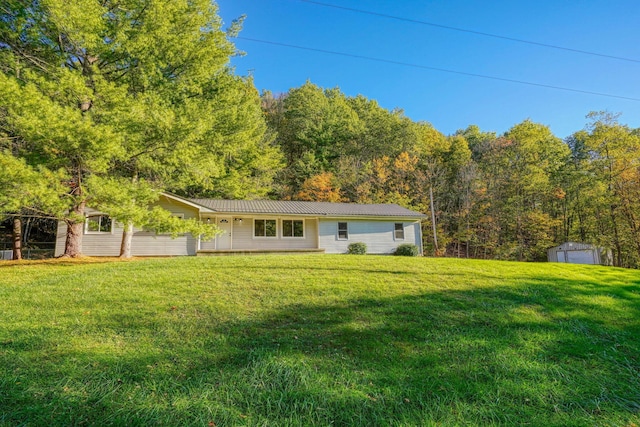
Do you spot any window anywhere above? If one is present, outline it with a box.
[394,223,405,240]
[282,219,304,238]
[85,215,112,233]
[254,219,277,237]
[338,222,348,240]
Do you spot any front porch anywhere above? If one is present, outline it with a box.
[198,215,320,253]
[196,248,325,256]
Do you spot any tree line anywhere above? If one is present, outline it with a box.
[260,83,640,268]
[1,2,639,267]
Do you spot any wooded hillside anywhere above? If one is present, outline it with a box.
[256,83,640,268]
[1,3,638,267]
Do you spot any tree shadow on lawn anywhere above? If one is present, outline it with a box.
[0,257,137,268]
[2,275,640,426]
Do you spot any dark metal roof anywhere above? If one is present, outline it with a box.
[188,199,426,218]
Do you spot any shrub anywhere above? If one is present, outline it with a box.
[347,242,367,255]
[394,243,419,256]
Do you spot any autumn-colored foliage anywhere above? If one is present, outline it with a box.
[295,172,343,202]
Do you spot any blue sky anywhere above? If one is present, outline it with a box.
[216,0,640,138]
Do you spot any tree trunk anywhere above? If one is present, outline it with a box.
[63,200,86,258]
[12,216,22,261]
[620,199,640,263]
[429,186,438,255]
[120,220,134,258]
[466,218,470,258]
[610,204,622,267]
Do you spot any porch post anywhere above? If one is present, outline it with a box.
[197,213,202,252]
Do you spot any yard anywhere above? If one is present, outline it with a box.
[1,255,639,426]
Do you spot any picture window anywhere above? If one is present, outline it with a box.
[282,219,304,238]
[254,219,277,237]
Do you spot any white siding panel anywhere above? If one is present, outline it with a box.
[230,218,254,249]
[55,218,123,256]
[199,239,215,251]
[54,221,67,257]
[66,223,194,257]
[233,217,318,250]
[319,219,419,254]
[199,217,319,251]
[130,232,194,256]
[54,195,200,257]
[128,196,199,256]
[81,227,123,256]
[157,196,199,220]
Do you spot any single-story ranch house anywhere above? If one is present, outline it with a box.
[54,193,426,256]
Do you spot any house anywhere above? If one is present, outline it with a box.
[547,242,612,265]
[54,193,426,256]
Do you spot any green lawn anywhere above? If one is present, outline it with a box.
[1,256,639,426]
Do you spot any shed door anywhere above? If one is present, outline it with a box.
[217,217,232,250]
[557,251,566,263]
[567,250,595,264]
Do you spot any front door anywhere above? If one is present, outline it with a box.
[217,217,232,250]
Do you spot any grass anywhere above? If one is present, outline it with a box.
[0,255,639,426]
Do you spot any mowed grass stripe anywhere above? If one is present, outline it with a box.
[0,256,639,426]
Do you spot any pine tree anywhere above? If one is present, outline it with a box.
[0,0,280,257]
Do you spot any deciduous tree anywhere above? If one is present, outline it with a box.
[1,0,277,258]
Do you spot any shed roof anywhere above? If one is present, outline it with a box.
[550,242,599,251]
[188,199,426,218]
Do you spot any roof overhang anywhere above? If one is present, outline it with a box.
[196,212,425,221]
[160,192,216,213]
[167,195,427,220]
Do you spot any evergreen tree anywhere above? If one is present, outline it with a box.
[0,0,279,257]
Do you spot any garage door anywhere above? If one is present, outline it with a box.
[566,250,595,264]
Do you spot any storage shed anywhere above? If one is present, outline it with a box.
[547,242,612,265]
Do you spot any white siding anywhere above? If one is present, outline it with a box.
[201,217,319,250]
[54,196,199,257]
[129,196,199,256]
[54,220,67,257]
[318,219,421,254]
[53,196,424,257]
